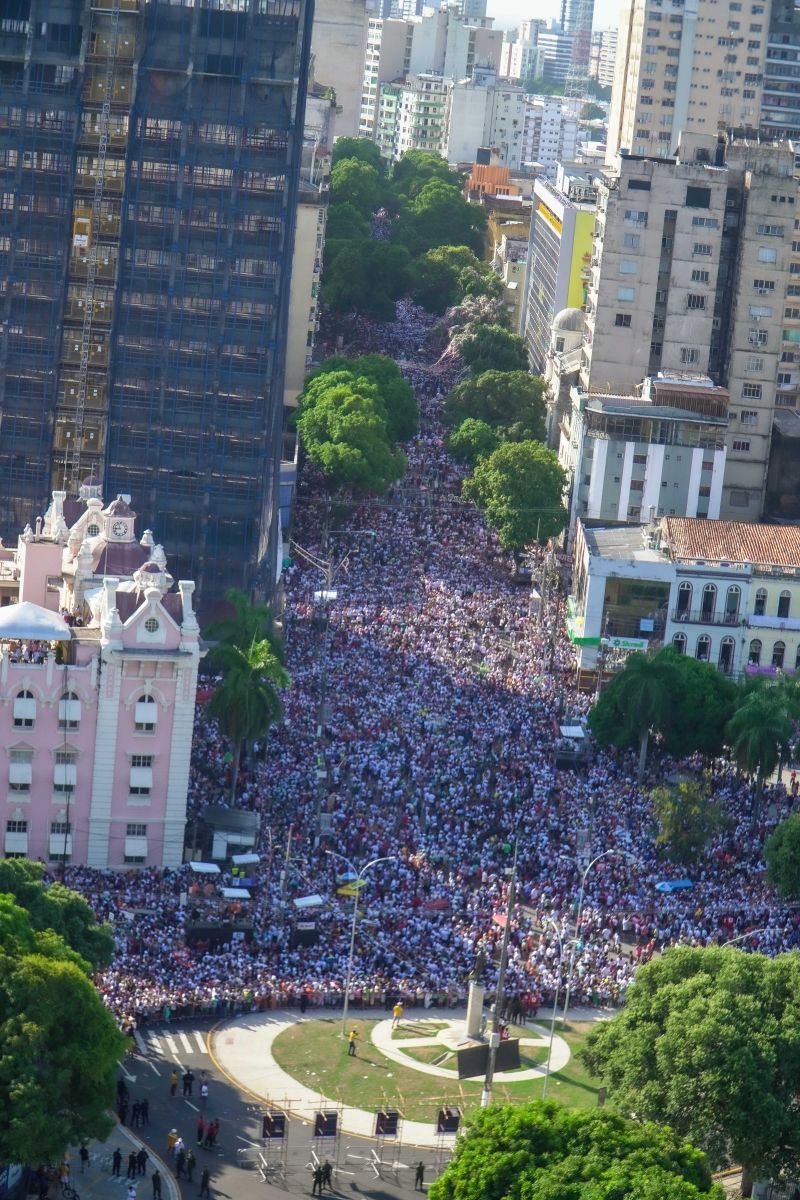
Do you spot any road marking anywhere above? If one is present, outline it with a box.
[236,1137,260,1147]
[147,1060,161,1076]
[134,1031,149,1056]
[184,1101,200,1112]
[164,1034,178,1056]
[193,1031,207,1054]
[179,1033,193,1054]
[117,1060,137,1083]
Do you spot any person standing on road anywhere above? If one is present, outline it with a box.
[136,1149,148,1177]
[79,1147,89,1174]
[196,1117,205,1146]
[198,1168,210,1200]
[311,1165,323,1196]
[347,1028,357,1056]
[167,1130,178,1158]
[322,1160,332,1189]
[127,1152,137,1180]
[140,1099,150,1128]
[151,1171,162,1200]
[112,1149,122,1178]
[127,1185,137,1200]
[415,1162,425,1191]
[392,1001,404,1029]
[170,1069,179,1097]
[185,1150,196,1184]
[183,1069,195,1097]
[199,1081,209,1111]
[176,1149,186,1180]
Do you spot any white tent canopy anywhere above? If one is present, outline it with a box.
[188,861,221,875]
[0,601,72,642]
[220,887,251,899]
[293,894,324,909]
[231,853,260,866]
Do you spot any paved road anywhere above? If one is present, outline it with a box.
[124,1020,449,1200]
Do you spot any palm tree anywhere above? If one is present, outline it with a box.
[203,587,283,661]
[206,638,290,803]
[614,652,680,781]
[726,688,793,803]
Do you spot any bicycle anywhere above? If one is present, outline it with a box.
[62,1186,80,1200]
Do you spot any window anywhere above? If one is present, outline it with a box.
[691,269,710,283]
[131,754,153,769]
[724,586,741,621]
[746,356,764,371]
[754,588,767,616]
[740,410,758,426]
[692,216,719,228]
[750,306,773,319]
[134,695,157,732]
[756,224,784,237]
[619,260,637,274]
[778,372,792,386]
[686,185,711,208]
[772,640,786,668]
[126,823,147,837]
[749,638,762,664]
[681,347,700,364]
[623,233,640,248]
[50,821,71,835]
[778,591,791,618]
[753,279,775,293]
[144,617,159,633]
[615,313,632,327]
[742,383,762,399]
[58,690,80,730]
[617,287,636,301]
[732,439,751,452]
[687,294,706,310]
[672,633,687,653]
[719,637,735,673]
[701,584,717,620]
[749,329,768,346]
[13,690,35,728]
[758,247,778,263]
[6,819,27,833]
[694,243,713,255]
[696,634,712,661]
[624,209,648,225]
[676,581,692,615]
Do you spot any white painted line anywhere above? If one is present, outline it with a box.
[117,1060,137,1083]
[184,1100,199,1113]
[179,1033,193,1054]
[134,1031,148,1056]
[236,1137,260,1147]
[193,1031,207,1054]
[164,1034,178,1056]
[147,1060,162,1076]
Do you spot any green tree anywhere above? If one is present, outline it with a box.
[0,859,113,971]
[649,779,724,865]
[391,148,453,199]
[522,76,565,96]
[329,159,383,217]
[447,418,500,464]
[311,354,418,441]
[445,370,546,442]
[325,201,371,242]
[322,241,411,320]
[765,813,800,898]
[203,587,282,660]
[462,440,567,551]
[411,245,502,314]
[331,137,385,173]
[206,637,290,802]
[429,1100,722,1200]
[582,946,800,1195]
[726,687,793,795]
[0,893,126,1165]
[458,323,529,374]
[656,648,739,758]
[589,651,680,780]
[580,102,605,120]
[395,180,486,257]
[297,382,406,494]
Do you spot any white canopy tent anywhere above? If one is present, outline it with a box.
[188,861,221,875]
[0,601,72,642]
[220,887,251,900]
[230,853,260,866]
[293,894,324,909]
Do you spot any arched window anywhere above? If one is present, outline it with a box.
[749,639,762,665]
[58,690,80,730]
[754,588,767,616]
[86,523,100,538]
[701,584,716,620]
[778,591,791,619]
[672,633,687,654]
[696,634,711,661]
[134,694,157,733]
[13,690,35,728]
[724,586,741,622]
[772,640,786,669]
[676,581,692,616]
[718,637,735,674]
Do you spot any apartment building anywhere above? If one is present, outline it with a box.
[394,73,451,159]
[446,70,526,168]
[607,0,766,162]
[523,168,597,373]
[590,27,619,90]
[521,96,580,179]
[0,0,313,614]
[311,0,374,139]
[581,136,797,522]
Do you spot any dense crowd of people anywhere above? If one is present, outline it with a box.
[63,299,800,1028]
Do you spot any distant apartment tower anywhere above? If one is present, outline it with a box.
[446,69,526,168]
[607,0,766,161]
[523,168,596,373]
[590,27,618,90]
[0,0,313,614]
[582,136,797,519]
[311,0,373,139]
[561,0,595,78]
[521,96,580,179]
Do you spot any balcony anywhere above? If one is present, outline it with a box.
[672,608,742,626]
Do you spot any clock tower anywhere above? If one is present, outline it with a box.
[103,495,136,543]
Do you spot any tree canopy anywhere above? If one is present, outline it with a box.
[462,440,567,551]
[325,201,371,243]
[322,240,411,321]
[458,323,529,374]
[311,353,418,441]
[395,179,486,258]
[331,137,385,174]
[329,158,384,217]
[726,685,793,792]
[649,778,724,865]
[447,418,501,465]
[0,891,126,1165]
[203,587,282,660]
[429,1100,722,1200]
[445,370,547,442]
[411,245,502,315]
[0,858,113,971]
[297,381,406,493]
[764,813,800,898]
[588,650,680,779]
[582,946,800,1194]
[391,148,454,199]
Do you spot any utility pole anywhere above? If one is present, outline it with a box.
[481,838,519,1107]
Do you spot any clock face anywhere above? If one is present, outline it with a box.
[112,520,128,538]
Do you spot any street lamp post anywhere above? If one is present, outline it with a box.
[481,838,519,1108]
[561,849,638,1025]
[326,850,396,1038]
[541,917,564,1100]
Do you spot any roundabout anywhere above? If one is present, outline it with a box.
[210,1008,594,1147]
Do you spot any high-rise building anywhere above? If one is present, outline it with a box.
[446,69,526,168]
[521,96,580,179]
[0,0,313,612]
[311,0,374,139]
[607,0,766,161]
[561,0,595,80]
[589,27,618,90]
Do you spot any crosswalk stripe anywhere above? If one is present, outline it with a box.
[179,1032,193,1054]
[134,1030,148,1056]
[193,1030,207,1054]
[164,1033,178,1056]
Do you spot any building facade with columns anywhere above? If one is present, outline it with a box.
[0,479,202,869]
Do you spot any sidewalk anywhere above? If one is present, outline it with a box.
[65,1122,178,1200]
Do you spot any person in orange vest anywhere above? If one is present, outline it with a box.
[347,1028,358,1057]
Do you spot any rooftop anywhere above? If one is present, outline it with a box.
[583,525,664,563]
[662,518,800,568]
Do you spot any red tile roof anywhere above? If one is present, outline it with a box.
[663,518,800,568]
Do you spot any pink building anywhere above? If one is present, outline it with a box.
[0,479,202,869]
